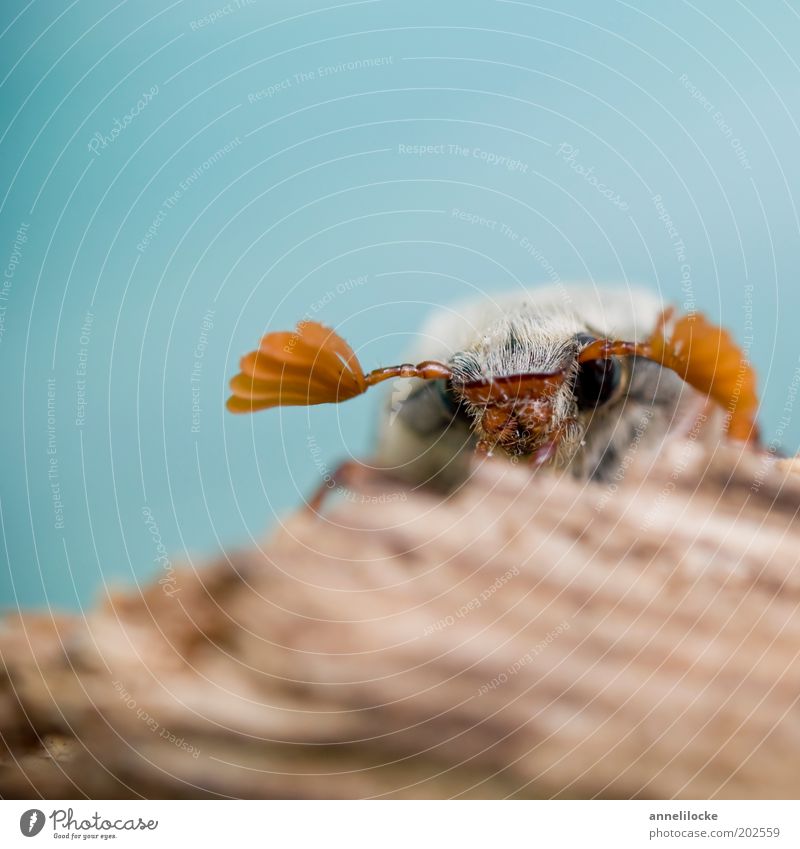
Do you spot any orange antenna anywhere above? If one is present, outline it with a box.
[227,320,452,413]
[578,309,760,444]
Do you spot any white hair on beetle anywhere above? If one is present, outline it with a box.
[375,284,722,489]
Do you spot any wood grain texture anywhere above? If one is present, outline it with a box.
[1,441,799,799]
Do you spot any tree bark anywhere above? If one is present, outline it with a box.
[1,442,799,799]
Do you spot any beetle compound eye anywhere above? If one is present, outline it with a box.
[573,356,622,410]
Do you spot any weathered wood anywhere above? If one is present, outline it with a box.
[1,442,799,799]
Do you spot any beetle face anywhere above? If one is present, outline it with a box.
[477,395,555,455]
[455,371,568,457]
[447,322,636,464]
[227,286,760,490]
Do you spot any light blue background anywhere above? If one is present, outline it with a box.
[2,0,799,609]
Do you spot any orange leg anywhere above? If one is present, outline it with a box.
[306,459,406,514]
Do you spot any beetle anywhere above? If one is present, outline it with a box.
[227,285,759,499]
